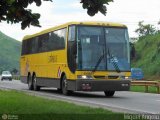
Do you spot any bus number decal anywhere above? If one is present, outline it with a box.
[48,55,57,63]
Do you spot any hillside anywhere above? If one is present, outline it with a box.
[132,33,160,79]
[0,31,21,73]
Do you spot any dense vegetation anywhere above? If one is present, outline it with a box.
[0,31,21,73]
[132,33,160,79]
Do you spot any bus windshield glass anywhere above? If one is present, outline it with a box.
[77,26,130,71]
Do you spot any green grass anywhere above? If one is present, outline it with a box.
[131,86,158,93]
[0,90,126,120]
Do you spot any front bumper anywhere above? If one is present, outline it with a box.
[74,79,131,91]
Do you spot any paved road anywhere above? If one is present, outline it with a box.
[0,79,160,114]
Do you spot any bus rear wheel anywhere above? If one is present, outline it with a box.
[104,91,115,97]
[33,75,40,91]
[28,74,33,90]
[62,75,72,95]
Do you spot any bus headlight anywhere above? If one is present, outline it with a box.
[77,75,93,79]
[120,76,131,80]
[125,76,131,79]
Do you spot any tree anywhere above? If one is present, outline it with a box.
[0,0,113,30]
[135,21,156,37]
[81,0,113,16]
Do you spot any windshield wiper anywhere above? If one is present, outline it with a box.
[107,48,121,73]
[92,48,121,73]
[92,49,106,73]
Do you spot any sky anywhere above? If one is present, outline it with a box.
[0,0,160,41]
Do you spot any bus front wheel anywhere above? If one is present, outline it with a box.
[62,75,72,95]
[104,91,115,97]
[28,74,33,90]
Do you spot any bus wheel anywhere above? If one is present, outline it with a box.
[104,91,115,97]
[28,74,33,90]
[33,75,40,91]
[62,75,72,95]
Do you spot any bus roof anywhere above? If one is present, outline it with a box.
[23,21,127,40]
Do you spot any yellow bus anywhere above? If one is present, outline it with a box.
[20,21,131,96]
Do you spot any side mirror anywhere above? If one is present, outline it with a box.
[130,43,136,59]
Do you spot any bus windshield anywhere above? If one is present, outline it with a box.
[77,26,130,71]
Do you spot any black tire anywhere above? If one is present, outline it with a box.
[104,91,115,97]
[9,79,12,81]
[62,75,72,95]
[1,78,3,81]
[28,74,33,90]
[33,75,40,91]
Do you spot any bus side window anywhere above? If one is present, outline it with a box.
[48,28,66,51]
[54,29,66,50]
[38,33,49,52]
[26,39,32,54]
[31,37,38,54]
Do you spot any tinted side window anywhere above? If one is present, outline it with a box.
[38,33,49,52]
[22,38,38,55]
[26,39,32,54]
[48,28,66,51]
[21,28,66,55]
[31,37,38,54]
[48,32,56,51]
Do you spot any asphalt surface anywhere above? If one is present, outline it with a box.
[0,79,160,114]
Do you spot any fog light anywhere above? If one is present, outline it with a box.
[120,76,131,80]
[125,76,131,79]
[77,75,93,79]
